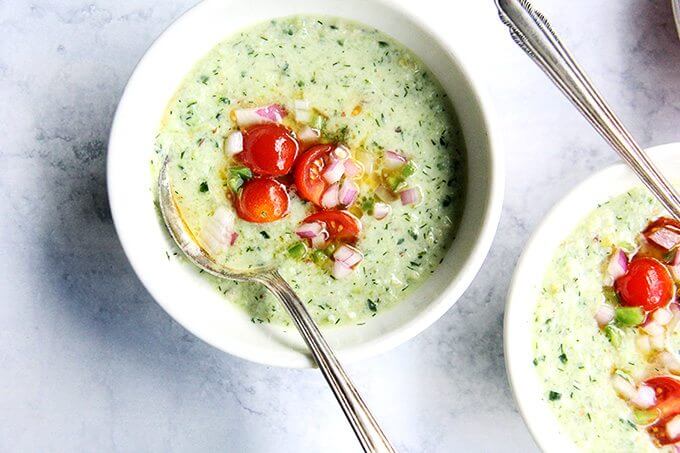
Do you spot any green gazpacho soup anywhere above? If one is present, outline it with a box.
[533,187,680,451]
[152,16,466,326]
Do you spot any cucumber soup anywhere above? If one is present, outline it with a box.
[152,16,465,327]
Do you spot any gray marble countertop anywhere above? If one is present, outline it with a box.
[1,0,679,451]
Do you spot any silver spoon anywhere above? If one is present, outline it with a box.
[495,0,680,219]
[158,158,396,453]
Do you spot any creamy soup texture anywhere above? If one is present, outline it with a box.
[533,187,680,452]
[152,16,465,326]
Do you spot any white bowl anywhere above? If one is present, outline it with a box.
[107,0,503,368]
[505,143,680,451]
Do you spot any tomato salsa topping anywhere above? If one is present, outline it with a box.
[602,217,680,448]
[218,99,423,278]
[240,124,299,176]
[236,178,289,223]
[615,257,675,311]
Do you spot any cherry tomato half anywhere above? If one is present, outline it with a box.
[236,178,289,223]
[303,210,362,243]
[614,257,675,311]
[644,376,680,445]
[241,124,299,176]
[644,217,680,252]
[294,144,335,206]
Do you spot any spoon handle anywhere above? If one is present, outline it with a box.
[495,0,680,219]
[257,270,396,453]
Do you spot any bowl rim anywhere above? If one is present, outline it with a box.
[504,143,680,451]
[673,0,680,39]
[107,0,504,368]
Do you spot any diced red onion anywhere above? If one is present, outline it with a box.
[311,232,328,249]
[344,159,364,178]
[229,232,238,246]
[594,304,615,327]
[636,335,651,354]
[225,131,243,155]
[331,145,350,161]
[323,159,345,184]
[234,104,286,126]
[298,126,320,143]
[200,206,236,256]
[321,183,340,209]
[667,414,680,440]
[332,260,354,279]
[650,333,666,351]
[384,150,407,169]
[338,179,359,206]
[631,385,656,409]
[658,351,680,374]
[373,202,391,220]
[605,248,628,285]
[642,321,665,337]
[400,186,422,206]
[671,262,680,283]
[647,228,680,251]
[296,222,325,239]
[653,308,673,326]
[333,245,363,267]
[669,303,680,333]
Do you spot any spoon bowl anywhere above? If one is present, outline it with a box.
[157,157,395,452]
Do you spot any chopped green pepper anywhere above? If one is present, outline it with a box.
[604,325,623,347]
[615,307,645,327]
[288,242,307,259]
[633,409,660,425]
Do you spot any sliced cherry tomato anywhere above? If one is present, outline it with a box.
[303,210,362,243]
[240,124,299,176]
[236,178,289,223]
[294,144,335,205]
[644,376,680,445]
[614,257,675,311]
[644,217,680,253]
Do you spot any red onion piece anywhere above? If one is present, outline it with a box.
[338,179,359,206]
[384,150,407,169]
[225,131,243,155]
[605,248,628,285]
[229,232,239,246]
[594,304,615,327]
[631,385,656,409]
[323,159,345,184]
[331,145,350,161]
[344,159,364,178]
[234,104,286,127]
[298,126,320,143]
[667,414,680,440]
[400,187,422,206]
[653,308,673,326]
[200,206,236,256]
[296,222,324,239]
[372,202,391,220]
[333,245,364,267]
[332,260,354,279]
[321,183,340,209]
[311,231,329,249]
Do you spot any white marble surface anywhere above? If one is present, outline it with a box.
[1,0,679,451]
